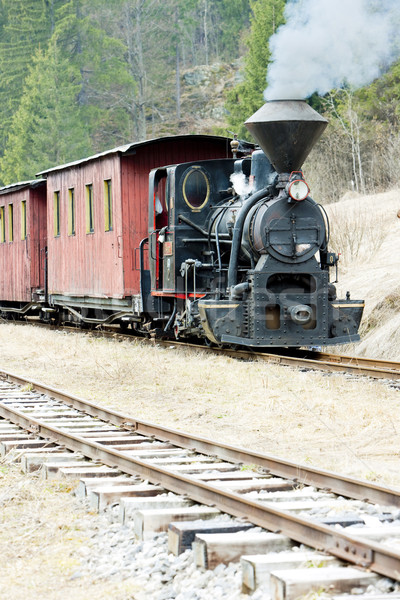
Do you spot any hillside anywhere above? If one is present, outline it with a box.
[175,62,241,136]
[324,189,400,360]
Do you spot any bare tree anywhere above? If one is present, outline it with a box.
[325,90,366,194]
[116,0,180,140]
[120,0,149,140]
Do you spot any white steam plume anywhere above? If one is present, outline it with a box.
[230,172,253,197]
[265,0,400,100]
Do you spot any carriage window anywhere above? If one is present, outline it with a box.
[54,192,60,237]
[21,201,27,240]
[8,204,13,242]
[104,179,112,231]
[68,188,75,236]
[0,207,5,242]
[182,166,210,211]
[153,170,168,229]
[86,184,94,233]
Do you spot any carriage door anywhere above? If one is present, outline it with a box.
[149,168,169,291]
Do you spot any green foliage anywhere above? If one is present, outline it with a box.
[0,43,91,184]
[210,0,251,61]
[0,0,398,199]
[0,0,255,178]
[356,59,400,127]
[225,0,286,138]
[171,0,251,67]
[0,0,64,153]
[53,0,135,150]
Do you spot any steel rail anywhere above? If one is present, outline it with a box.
[0,397,399,581]
[1,368,399,508]
[172,341,400,380]
[310,351,400,373]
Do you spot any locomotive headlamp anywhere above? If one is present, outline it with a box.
[288,178,309,201]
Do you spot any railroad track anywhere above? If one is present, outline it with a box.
[167,341,400,381]
[7,319,400,381]
[0,368,400,596]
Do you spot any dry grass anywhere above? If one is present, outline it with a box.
[325,189,400,359]
[1,323,399,485]
[0,329,398,598]
[361,288,400,336]
[328,199,386,265]
[0,462,142,600]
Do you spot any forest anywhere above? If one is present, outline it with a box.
[0,0,400,202]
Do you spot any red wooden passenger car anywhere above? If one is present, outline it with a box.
[38,135,232,323]
[0,180,47,311]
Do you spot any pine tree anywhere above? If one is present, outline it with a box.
[0,43,91,184]
[213,0,251,61]
[225,0,285,138]
[0,0,64,153]
[356,59,400,127]
[53,0,134,150]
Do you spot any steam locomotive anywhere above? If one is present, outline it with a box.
[0,100,364,348]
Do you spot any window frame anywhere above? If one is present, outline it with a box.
[68,188,76,236]
[21,200,27,240]
[54,191,60,237]
[0,206,5,243]
[104,179,113,232]
[8,204,13,242]
[181,166,211,212]
[86,184,94,234]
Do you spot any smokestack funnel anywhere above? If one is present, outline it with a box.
[245,100,328,173]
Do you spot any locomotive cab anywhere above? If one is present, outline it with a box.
[146,100,364,348]
[148,158,239,308]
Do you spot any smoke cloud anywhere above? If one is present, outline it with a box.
[265,0,400,100]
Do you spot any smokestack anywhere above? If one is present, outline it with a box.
[245,100,328,174]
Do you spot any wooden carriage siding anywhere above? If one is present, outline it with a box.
[0,180,47,302]
[37,135,233,301]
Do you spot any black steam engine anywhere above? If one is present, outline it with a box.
[148,100,364,347]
